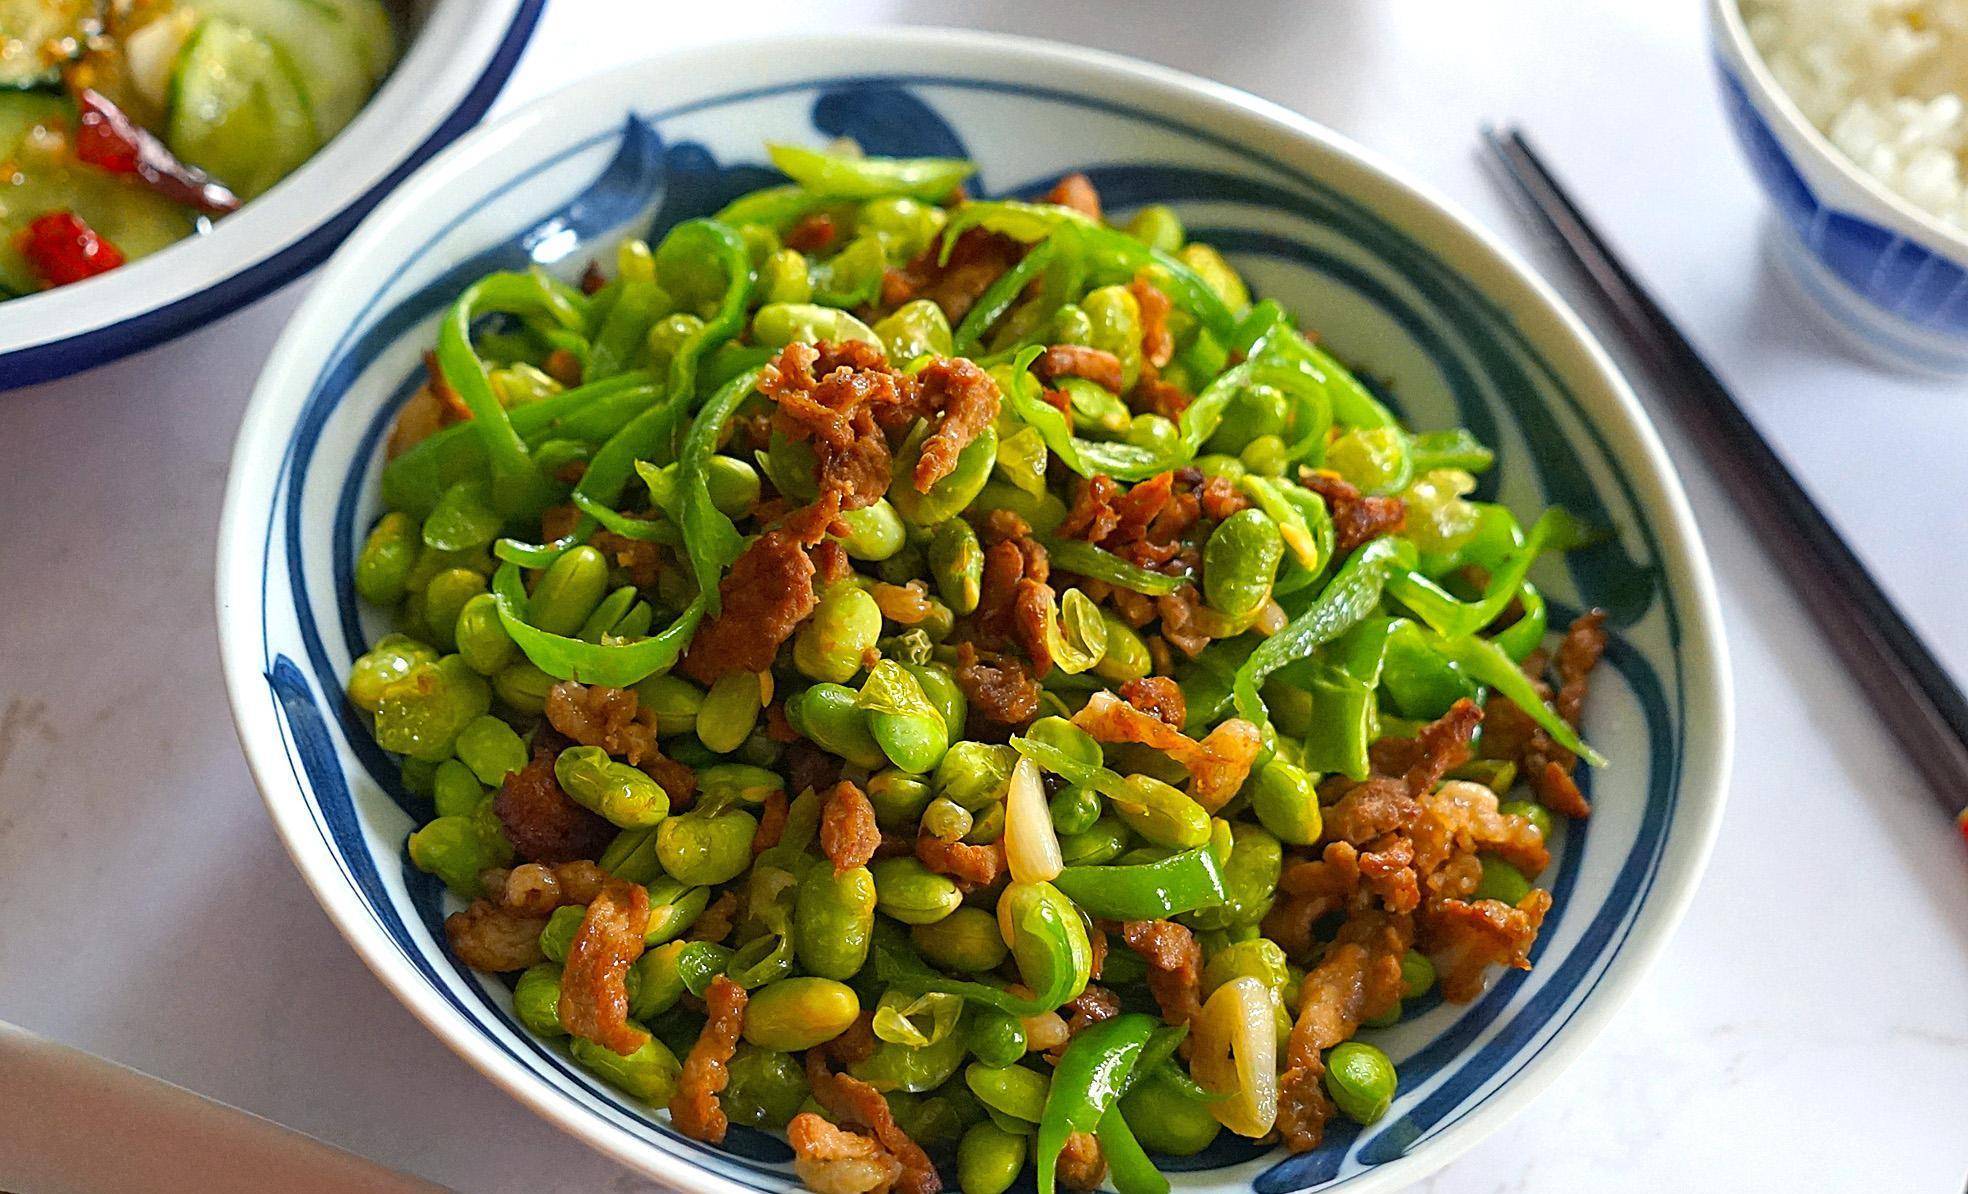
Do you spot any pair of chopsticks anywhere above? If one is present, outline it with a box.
[1482,127,1968,842]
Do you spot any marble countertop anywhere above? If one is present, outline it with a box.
[2,1,1964,1190]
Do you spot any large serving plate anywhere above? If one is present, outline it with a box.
[217,31,1731,1193]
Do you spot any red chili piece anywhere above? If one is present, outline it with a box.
[75,90,241,216]
[18,213,125,286]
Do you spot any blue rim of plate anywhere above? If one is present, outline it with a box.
[0,0,547,392]
[246,69,1698,1192]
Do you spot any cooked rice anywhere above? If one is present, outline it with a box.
[1743,0,1968,230]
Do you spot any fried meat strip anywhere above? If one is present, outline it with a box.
[1301,469,1406,556]
[1423,891,1552,1001]
[680,528,818,683]
[671,974,747,1143]
[545,681,657,766]
[494,735,614,865]
[953,643,1042,726]
[1119,675,1186,729]
[821,781,881,875]
[787,1113,904,1194]
[1121,919,1203,1029]
[1071,690,1261,810]
[557,878,651,1056]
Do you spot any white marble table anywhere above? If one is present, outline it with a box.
[2,2,1964,1190]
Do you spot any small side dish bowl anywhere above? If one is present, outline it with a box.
[1709,0,1968,373]
[0,0,542,391]
[217,31,1731,1194]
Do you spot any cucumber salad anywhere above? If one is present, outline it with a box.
[0,0,397,297]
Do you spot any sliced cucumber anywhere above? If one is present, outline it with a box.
[183,0,371,139]
[0,0,102,89]
[0,95,195,291]
[166,17,318,199]
[311,0,395,82]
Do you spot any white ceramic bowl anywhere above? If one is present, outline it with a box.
[0,0,542,390]
[1709,0,1968,373]
[217,31,1732,1193]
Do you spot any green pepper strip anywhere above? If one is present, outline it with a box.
[1232,536,1415,729]
[1177,637,1259,733]
[1377,619,1478,723]
[676,941,733,997]
[1422,628,1607,765]
[675,366,762,611]
[714,185,833,231]
[1051,847,1225,919]
[435,271,592,520]
[492,221,752,567]
[381,372,657,517]
[1041,538,1184,596]
[569,491,679,545]
[1410,428,1496,473]
[1491,581,1548,662]
[585,279,663,381]
[869,921,1051,1016]
[1272,485,1337,598]
[767,144,974,201]
[1386,508,1591,640]
[490,559,699,686]
[939,200,1234,337]
[1009,736,1135,807]
[1035,1013,1158,1194]
[1096,1106,1169,1194]
[1299,617,1396,779]
[955,239,1055,355]
[1000,346,1166,481]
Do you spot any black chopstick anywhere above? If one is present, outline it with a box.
[1482,124,1968,822]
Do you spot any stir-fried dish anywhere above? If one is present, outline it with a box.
[0,0,397,297]
[350,143,1610,1192]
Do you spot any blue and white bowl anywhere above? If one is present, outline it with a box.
[1710,0,1968,373]
[216,32,1732,1194]
[0,0,542,391]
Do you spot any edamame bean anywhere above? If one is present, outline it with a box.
[513,963,566,1037]
[455,715,527,786]
[628,940,689,1019]
[1125,413,1179,455]
[934,741,1015,810]
[904,662,966,742]
[864,666,949,775]
[1326,427,1411,496]
[762,426,820,502]
[786,682,887,769]
[555,745,670,828]
[407,814,501,896]
[1125,204,1185,253]
[654,806,756,886]
[911,906,1008,973]
[375,655,491,762]
[1239,434,1289,477]
[355,513,420,605]
[647,313,705,378]
[871,857,963,925]
[1472,855,1533,905]
[1203,508,1284,621]
[850,1026,968,1094]
[893,423,999,528]
[874,298,954,361]
[829,498,907,562]
[453,592,515,675]
[1046,785,1101,836]
[725,1045,811,1129]
[571,1034,681,1103]
[1498,799,1554,843]
[1083,285,1143,391]
[529,546,610,636]
[927,518,983,614]
[1194,453,1247,480]
[860,197,946,262]
[794,864,876,980]
[1119,1066,1221,1155]
[1091,614,1151,684]
[744,978,861,1051]
[1179,243,1250,314]
[1057,814,1129,866]
[539,904,584,963]
[1250,758,1322,846]
[964,1062,1049,1124]
[1187,824,1281,931]
[634,673,705,736]
[922,796,974,841]
[600,826,664,883]
[1112,774,1211,848]
[348,634,437,713]
[752,302,880,349]
[1324,1041,1397,1125]
[963,1005,1027,1068]
[492,660,554,715]
[423,568,487,652]
[868,769,936,830]
[644,881,711,946]
[760,248,812,305]
[998,881,1091,1008]
[432,759,485,818]
[1399,949,1436,999]
[957,1121,1027,1194]
[970,481,1067,536]
[698,671,763,755]
[794,582,883,684]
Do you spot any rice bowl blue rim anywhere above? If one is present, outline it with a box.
[0,0,546,392]
[218,33,1731,1194]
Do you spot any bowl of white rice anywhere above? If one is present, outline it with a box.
[1711,0,1968,372]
